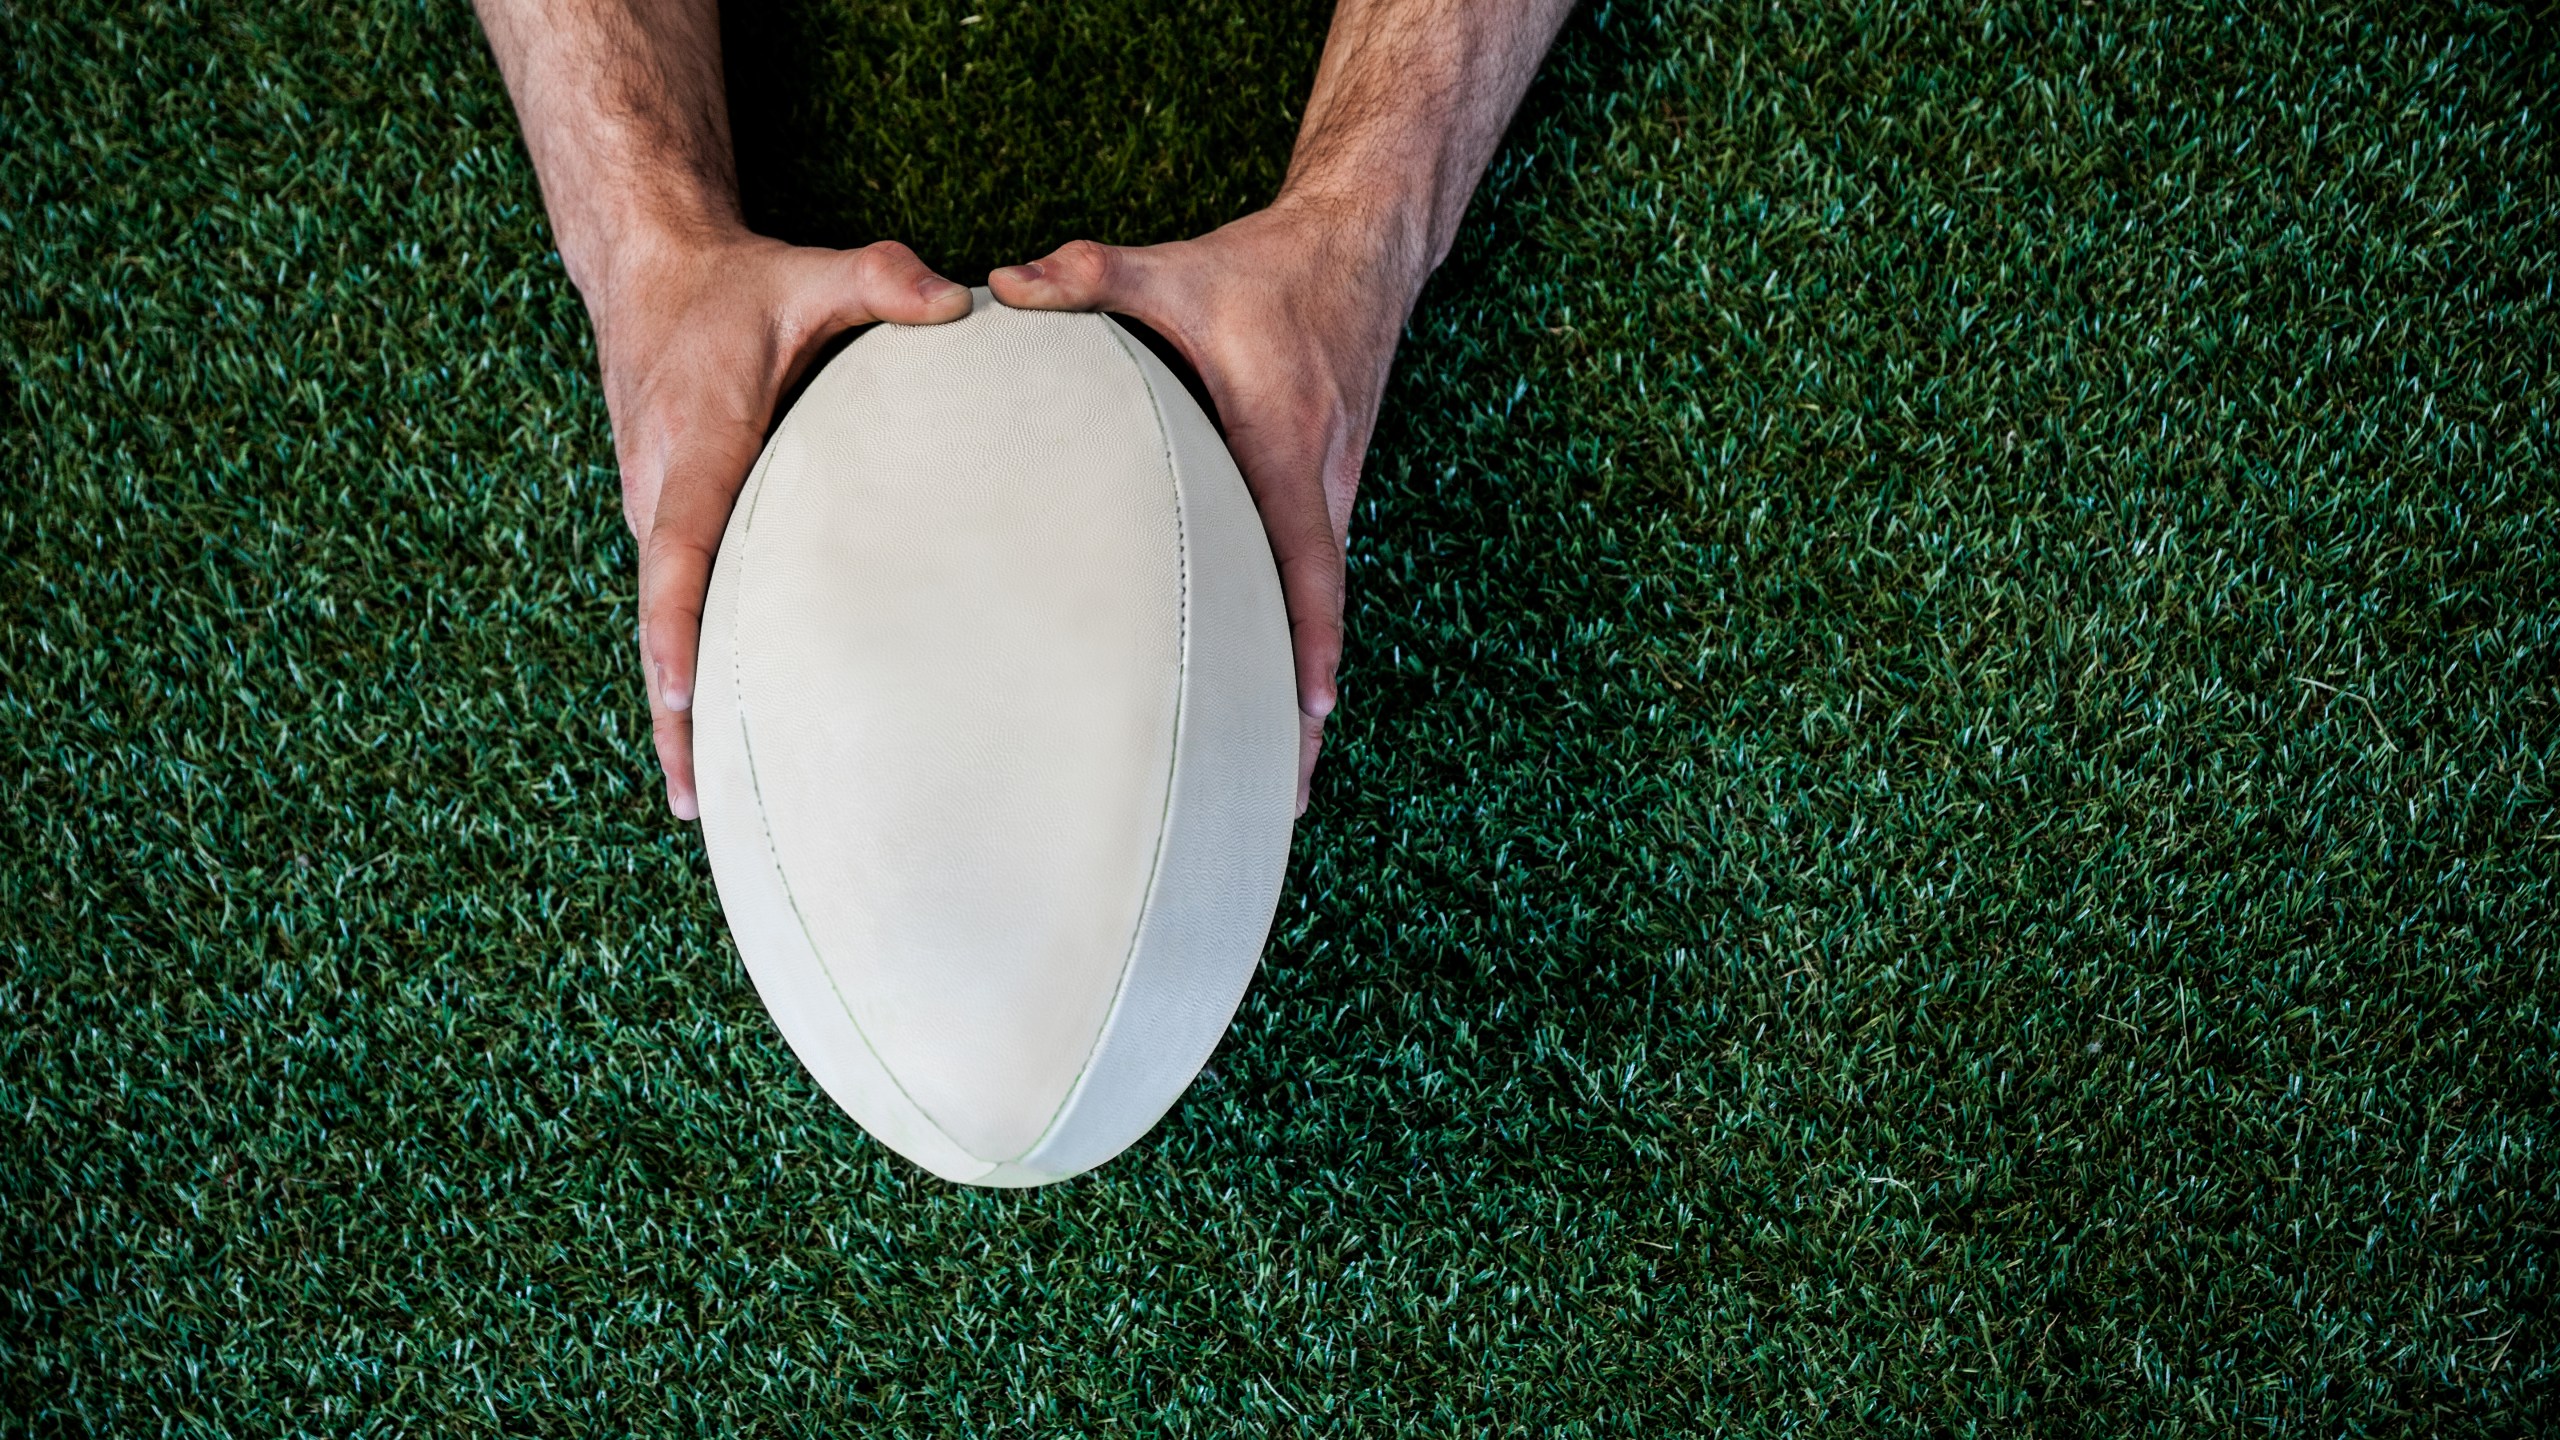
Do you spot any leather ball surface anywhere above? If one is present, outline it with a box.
[693,293,1299,1187]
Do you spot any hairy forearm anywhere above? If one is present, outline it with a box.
[1278,0,1578,293]
[472,0,743,300]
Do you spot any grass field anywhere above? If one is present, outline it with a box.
[4,0,2556,1431]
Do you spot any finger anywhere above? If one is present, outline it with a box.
[650,683,698,822]
[639,569,707,819]
[842,240,973,325]
[1246,441,1345,722]
[988,239,1154,313]
[636,479,730,820]
[1296,710,1325,817]
[1280,544,1345,713]
[774,243,972,393]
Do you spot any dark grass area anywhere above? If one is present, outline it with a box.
[4,0,2556,1431]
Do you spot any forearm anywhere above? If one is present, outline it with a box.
[472,0,743,303]
[1276,0,1578,295]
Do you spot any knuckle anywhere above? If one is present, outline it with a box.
[1055,238,1112,285]
[643,522,717,566]
[854,242,922,298]
[644,596,702,637]
[1289,617,1344,658]
[641,589,706,636]
[851,245,896,290]
[1280,539,1347,582]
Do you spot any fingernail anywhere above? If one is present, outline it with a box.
[918,275,962,301]
[672,790,700,822]
[1003,262,1044,282]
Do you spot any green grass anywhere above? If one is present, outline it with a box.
[4,0,2556,1431]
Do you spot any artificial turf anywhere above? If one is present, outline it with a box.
[3,0,2555,1431]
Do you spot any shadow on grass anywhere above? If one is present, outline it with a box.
[720,0,1333,280]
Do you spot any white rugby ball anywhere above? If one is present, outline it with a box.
[693,291,1299,1187]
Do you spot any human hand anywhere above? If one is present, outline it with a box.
[989,204,1423,814]
[589,234,971,819]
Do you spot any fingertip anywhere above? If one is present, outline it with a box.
[986,262,1049,309]
[670,787,700,822]
[916,273,971,317]
[1295,709,1324,818]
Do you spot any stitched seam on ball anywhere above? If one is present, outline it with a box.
[729,413,978,1169]
[1009,319,1190,1167]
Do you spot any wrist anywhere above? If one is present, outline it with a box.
[557,203,752,316]
[564,216,758,341]
[1261,187,1437,318]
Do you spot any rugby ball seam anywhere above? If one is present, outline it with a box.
[1003,318,1192,1168]
[725,438,973,1164]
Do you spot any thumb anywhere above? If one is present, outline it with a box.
[834,240,973,326]
[774,241,972,388]
[989,239,1160,315]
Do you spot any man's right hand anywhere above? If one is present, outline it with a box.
[471,0,975,820]
[587,235,970,820]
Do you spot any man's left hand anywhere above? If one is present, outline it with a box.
[991,203,1421,815]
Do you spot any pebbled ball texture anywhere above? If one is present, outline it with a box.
[693,292,1298,1187]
